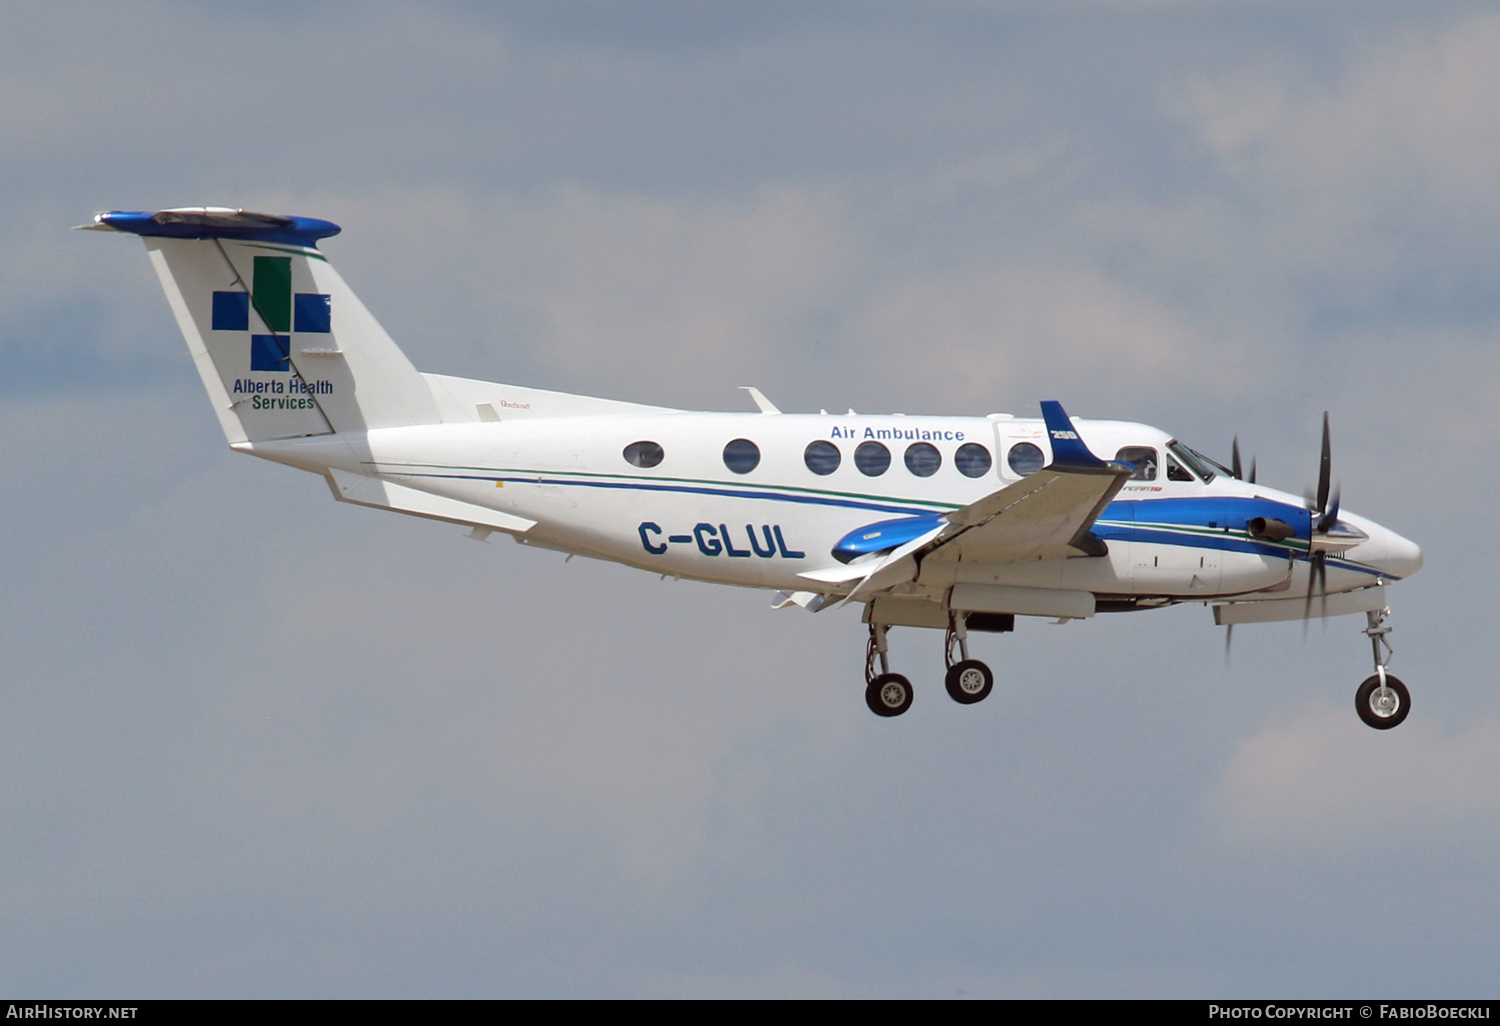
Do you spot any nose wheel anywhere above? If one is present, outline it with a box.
[1357,607,1410,730]
[1356,671,1409,729]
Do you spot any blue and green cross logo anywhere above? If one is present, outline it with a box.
[210,256,330,371]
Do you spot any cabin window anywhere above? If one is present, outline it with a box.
[1003,442,1041,477]
[623,440,664,469]
[722,438,761,474]
[804,440,841,476]
[1115,446,1157,481]
[903,442,941,478]
[956,442,995,478]
[854,441,891,476]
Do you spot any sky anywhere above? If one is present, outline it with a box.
[1,0,1498,998]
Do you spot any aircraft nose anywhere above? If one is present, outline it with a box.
[1371,528,1423,580]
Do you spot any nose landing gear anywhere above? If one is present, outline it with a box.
[1357,607,1409,730]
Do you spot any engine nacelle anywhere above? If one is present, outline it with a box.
[1248,516,1296,542]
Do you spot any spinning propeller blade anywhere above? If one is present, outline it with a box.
[1303,411,1339,621]
[1316,412,1331,518]
[1318,485,1342,535]
[1230,436,1257,484]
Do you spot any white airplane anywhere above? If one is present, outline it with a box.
[84,207,1424,728]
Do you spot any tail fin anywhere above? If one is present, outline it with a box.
[85,207,437,443]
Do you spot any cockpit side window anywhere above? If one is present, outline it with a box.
[1166,440,1218,482]
[1166,455,1196,482]
[1115,446,1158,481]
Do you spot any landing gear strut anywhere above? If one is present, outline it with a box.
[943,613,994,705]
[1356,607,1409,730]
[864,623,913,717]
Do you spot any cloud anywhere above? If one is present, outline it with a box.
[1207,700,1500,852]
[231,182,851,409]
[1180,12,1500,264]
[851,262,1235,412]
[6,0,1500,998]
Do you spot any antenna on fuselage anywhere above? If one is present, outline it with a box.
[739,386,781,414]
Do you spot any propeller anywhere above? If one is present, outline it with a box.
[1303,412,1342,620]
[1226,435,1253,658]
[1231,436,1257,484]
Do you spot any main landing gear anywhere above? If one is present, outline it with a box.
[944,613,994,705]
[864,623,913,717]
[863,614,994,717]
[1356,607,1409,730]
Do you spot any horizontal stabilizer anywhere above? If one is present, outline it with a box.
[327,469,535,534]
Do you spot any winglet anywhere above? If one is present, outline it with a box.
[1039,400,1112,472]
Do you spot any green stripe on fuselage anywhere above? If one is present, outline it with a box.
[362,461,964,512]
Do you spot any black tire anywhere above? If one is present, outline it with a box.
[866,673,914,717]
[944,659,993,705]
[1356,673,1410,730]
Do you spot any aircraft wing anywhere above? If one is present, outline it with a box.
[801,402,1130,597]
[933,472,1126,565]
[927,402,1131,565]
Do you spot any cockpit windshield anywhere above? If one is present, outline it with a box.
[1165,440,1226,483]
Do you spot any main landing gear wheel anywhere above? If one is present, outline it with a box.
[1356,673,1409,730]
[942,612,992,706]
[866,673,914,717]
[944,659,993,705]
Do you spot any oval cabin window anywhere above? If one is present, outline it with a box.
[1004,442,1042,477]
[956,442,995,478]
[904,442,941,478]
[722,438,761,474]
[623,440,664,468]
[854,441,891,477]
[804,440,841,476]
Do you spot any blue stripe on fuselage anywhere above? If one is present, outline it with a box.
[383,471,1390,577]
[392,470,945,517]
[1103,496,1312,536]
[1094,525,1290,560]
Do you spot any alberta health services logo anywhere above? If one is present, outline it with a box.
[212,254,336,410]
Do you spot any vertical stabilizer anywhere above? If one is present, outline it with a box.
[88,208,438,443]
